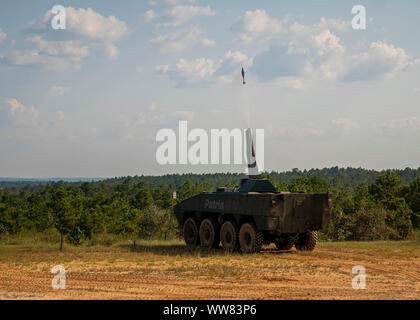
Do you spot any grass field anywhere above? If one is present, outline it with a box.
[0,239,419,300]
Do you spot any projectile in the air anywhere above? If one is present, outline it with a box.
[241,67,246,85]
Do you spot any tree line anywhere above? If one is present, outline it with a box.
[0,170,419,248]
[3,166,420,190]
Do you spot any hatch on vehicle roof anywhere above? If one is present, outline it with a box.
[236,178,278,193]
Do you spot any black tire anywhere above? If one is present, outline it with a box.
[295,231,318,251]
[275,241,294,251]
[183,217,199,246]
[239,222,263,254]
[220,220,239,252]
[199,218,220,248]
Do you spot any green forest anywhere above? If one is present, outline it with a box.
[1,167,420,248]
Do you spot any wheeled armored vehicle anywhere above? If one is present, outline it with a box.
[174,177,331,253]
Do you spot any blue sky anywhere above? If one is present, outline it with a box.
[0,0,420,177]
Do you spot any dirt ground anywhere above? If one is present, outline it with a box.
[0,240,419,300]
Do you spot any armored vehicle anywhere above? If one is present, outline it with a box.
[174,178,331,253]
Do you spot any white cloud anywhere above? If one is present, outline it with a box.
[26,36,90,57]
[0,50,76,71]
[312,30,345,56]
[233,10,349,45]
[26,7,129,42]
[234,12,348,84]
[153,12,418,88]
[156,57,219,87]
[255,38,415,84]
[175,57,219,78]
[48,86,72,97]
[240,11,417,85]
[225,50,252,65]
[0,36,90,70]
[1,7,128,70]
[24,36,90,69]
[232,9,284,44]
[286,19,349,62]
[67,7,128,41]
[104,43,119,60]
[6,98,25,115]
[0,28,6,42]
[201,38,216,47]
[342,41,412,81]
[316,17,350,32]
[158,5,215,27]
[5,98,39,125]
[144,10,156,21]
[157,50,253,86]
[150,26,215,52]
[156,58,221,87]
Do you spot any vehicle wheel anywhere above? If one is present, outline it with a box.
[295,231,318,251]
[220,220,239,252]
[275,241,294,250]
[239,222,263,254]
[183,217,199,246]
[199,218,220,248]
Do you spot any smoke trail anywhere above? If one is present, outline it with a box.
[232,81,252,129]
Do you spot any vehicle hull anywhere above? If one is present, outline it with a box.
[174,192,330,234]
